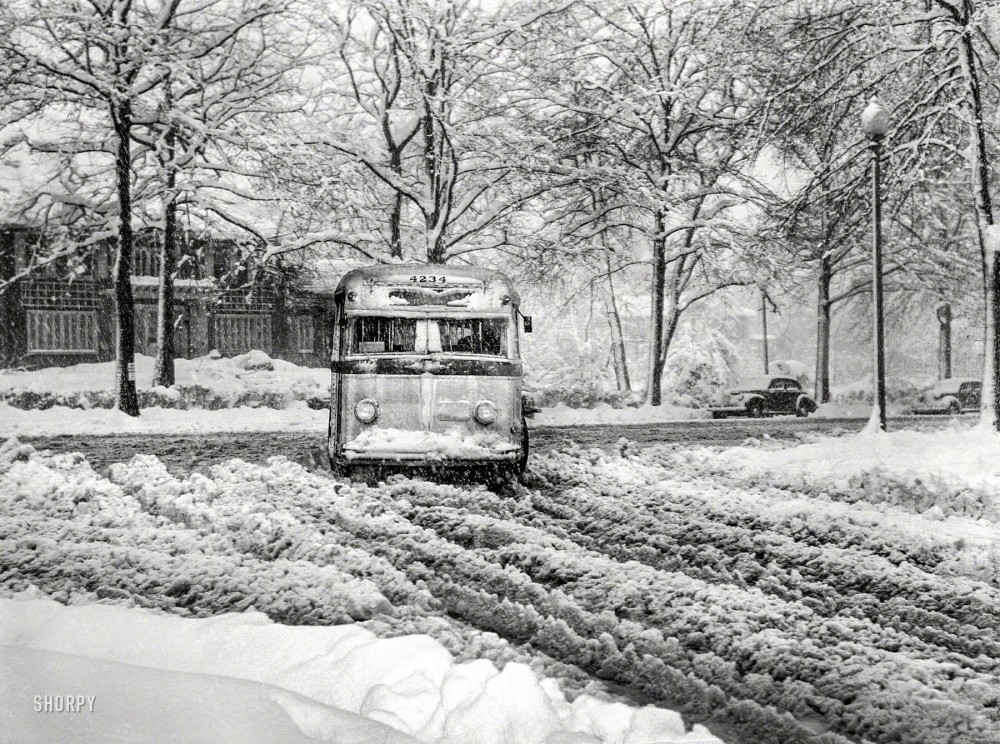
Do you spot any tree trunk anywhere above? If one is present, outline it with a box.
[936,303,952,380]
[654,298,681,391]
[388,148,403,259]
[154,189,177,387]
[647,211,666,405]
[154,92,177,388]
[815,254,832,403]
[113,101,140,416]
[421,76,448,265]
[604,262,631,392]
[957,19,998,428]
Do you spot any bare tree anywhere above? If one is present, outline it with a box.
[539,0,781,405]
[290,0,572,265]
[0,0,193,415]
[133,0,300,387]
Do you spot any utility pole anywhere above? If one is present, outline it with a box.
[761,290,769,374]
[861,97,890,432]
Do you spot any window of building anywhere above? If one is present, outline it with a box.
[293,316,315,353]
[26,310,98,354]
[214,314,272,356]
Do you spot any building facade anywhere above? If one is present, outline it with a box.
[0,225,335,369]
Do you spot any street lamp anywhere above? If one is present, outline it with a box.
[861,96,890,431]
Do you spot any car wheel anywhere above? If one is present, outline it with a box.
[948,400,961,415]
[747,401,765,418]
[796,398,815,418]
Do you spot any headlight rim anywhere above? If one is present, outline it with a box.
[474,399,498,425]
[354,398,379,423]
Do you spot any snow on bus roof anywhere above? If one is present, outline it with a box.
[337,264,520,309]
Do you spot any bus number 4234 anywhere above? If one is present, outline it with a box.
[409,275,446,283]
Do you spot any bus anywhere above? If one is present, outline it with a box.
[328,264,532,480]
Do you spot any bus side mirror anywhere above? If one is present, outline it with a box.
[523,316,533,333]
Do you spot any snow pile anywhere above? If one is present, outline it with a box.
[0,595,722,744]
[0,352,330,411]
[533,402,709,427]
[813,401,908,418]
[0,401,328,437]
[715,425,1000,494]
[3,642,410,744]
[828,375,934,413]
[344,427,518,459]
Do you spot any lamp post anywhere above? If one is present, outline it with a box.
[861,96,890,431]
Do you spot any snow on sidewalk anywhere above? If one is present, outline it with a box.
[0,594,722,744]
[0,401,328,437]
[0,352,329,401]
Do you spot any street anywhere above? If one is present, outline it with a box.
[20,415,962,475]
[6,414,995,743]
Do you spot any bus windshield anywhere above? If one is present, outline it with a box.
[352,317,418,354]
[349,316,507,356]
[439,318,505,355]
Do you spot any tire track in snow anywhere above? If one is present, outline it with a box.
[3,444,998,744]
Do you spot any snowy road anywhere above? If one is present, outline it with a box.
[3,422,997,744]
[21,415,958,474]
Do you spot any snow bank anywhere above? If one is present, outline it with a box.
[0,402,327,437]
[533,402,709,428]
[0,400,710,437]
[3,644,410,744]
[717,425,1000,492]
[813,401,867,418]
[0,353,330,411]
[0,595,722,744]
[814,401,909,419]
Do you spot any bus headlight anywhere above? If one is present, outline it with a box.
[474,400,498,424]
[354,399,379,423]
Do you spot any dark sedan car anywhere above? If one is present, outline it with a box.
[710,375,818,419]
[913,378,981,415]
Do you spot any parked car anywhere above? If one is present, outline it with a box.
[913,378,980,415]
[710,375,818,419]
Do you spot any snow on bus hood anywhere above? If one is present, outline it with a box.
[343,427,518,459]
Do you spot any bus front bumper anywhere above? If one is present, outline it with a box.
[334,426,521,467]
[333,450,521,467]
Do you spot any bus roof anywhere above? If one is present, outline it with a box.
[335,264,520,310]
